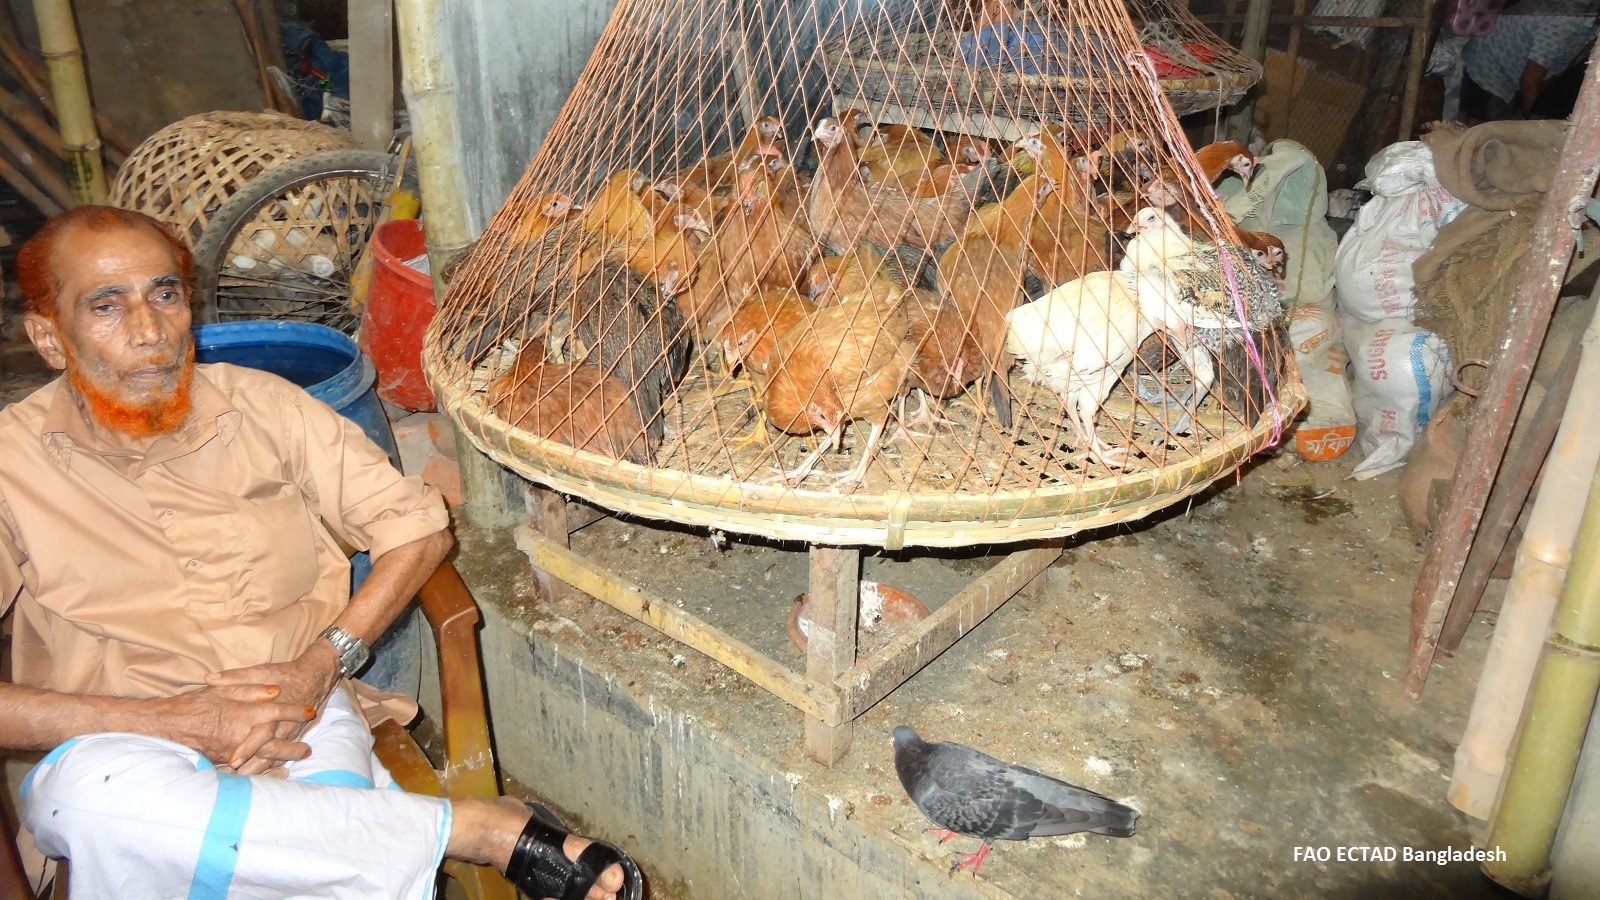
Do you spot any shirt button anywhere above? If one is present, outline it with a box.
[163,509,175,518]
[187,559,199,569]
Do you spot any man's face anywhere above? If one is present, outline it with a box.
[23,223,195,437]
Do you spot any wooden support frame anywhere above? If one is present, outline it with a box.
[512,501,1062,765]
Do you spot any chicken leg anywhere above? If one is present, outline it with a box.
[827,414,892,493]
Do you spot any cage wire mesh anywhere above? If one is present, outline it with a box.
[426,0,1303,549]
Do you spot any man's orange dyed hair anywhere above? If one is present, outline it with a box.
[17,205,193,319]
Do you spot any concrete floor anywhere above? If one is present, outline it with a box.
[452,448,1514,900]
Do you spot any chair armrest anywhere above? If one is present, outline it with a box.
[417,561,499,801]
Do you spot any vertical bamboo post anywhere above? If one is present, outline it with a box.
[31,0,103,204]
[395,0,506,526]
[1482,455,1600,894]
[805,545,860,765]
[1397,0,1436,141]
[1224,0,1271,142]
[1405,45,1600,699]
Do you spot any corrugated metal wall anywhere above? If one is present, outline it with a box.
[441,0,620,234]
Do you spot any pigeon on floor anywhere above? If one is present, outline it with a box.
[892,725,1140,874]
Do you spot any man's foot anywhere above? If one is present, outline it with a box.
[448,796,634,900]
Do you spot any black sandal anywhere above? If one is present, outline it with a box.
[504,803,644,900]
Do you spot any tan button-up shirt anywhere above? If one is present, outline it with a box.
[0,362,449,702]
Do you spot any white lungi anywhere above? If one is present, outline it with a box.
[21,689,451,899]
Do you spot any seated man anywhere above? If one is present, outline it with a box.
[0,206,637,900]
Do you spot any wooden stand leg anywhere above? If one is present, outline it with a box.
[525,484,571,602]
[804,545,860,765]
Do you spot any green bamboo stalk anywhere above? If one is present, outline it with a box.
[1484,448,1600,895]
[31,0,105,203]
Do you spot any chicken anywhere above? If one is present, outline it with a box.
[807,117,984,252]
[717,155,815,295]
[509,193,580,245]
[898,287,979,433]
[898,136,995,199]
[1192,140,1256,186]
[1010,123,1069,178]
[620,200,711,279]
[487,338,652,464]
[860,123,944,184]
[580,170,655,246]
[540,259,694,453]
[1096,131,1153,195]
[1237,229,1286,278]
[1015,131,1107,285]
[803,243,898,307]
[1119,207,1285,436]
[657,254,734,340]
[678,115,787,194]
[723,290,816,376]
[757,288,915,490]
[1005,270,1193,468]
[936,172,1056,430]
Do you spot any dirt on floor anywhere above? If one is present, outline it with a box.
[464,444,1508,900]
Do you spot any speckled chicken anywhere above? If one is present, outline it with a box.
[487,338,652,464]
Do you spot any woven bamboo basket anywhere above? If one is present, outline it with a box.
[110,111,358,247]
[822,28,1259,128]
[430,340,1305,551]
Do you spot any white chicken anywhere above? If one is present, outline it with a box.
[1005,269,1194,469]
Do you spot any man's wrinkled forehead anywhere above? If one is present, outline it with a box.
[50,222,183,313]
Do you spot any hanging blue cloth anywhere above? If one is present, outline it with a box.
[957,18,1105,77]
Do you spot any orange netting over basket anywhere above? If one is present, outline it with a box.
[427,0,1300,549]
[110,111,359,248]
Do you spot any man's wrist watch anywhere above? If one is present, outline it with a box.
[320,625,370,677]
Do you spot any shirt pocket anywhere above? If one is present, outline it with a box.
[234,490,320,618]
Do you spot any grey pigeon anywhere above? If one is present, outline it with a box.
[892,726,1139,873]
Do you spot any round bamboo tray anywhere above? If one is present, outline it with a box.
[110,111,359,247]
[428,341,1306,551]
[821,30,1260,127]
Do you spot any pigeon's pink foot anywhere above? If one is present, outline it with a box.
[924,828,960,844]
[950,842,992,875]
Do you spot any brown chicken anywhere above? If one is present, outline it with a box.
[803,243,898,308]
[722,289,817,376]
[860,123,944,184]
[717,156,815,295]
[658,254,734,339]
[486,338,652,465]
[620,200,711,279]
[807,117,983,252]
[1192,140,1256,186]
[679,115,787,194]
[758,287,915,489]
[580,170,655,247]
[1017,131,1107,284]
[1237,229,1287,279]
[897,136,994,199]
[1097,130,1153,194]
[508,193,580,244]
[936,172,1056,430]
[898,287,977,433]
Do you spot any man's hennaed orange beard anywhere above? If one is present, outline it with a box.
[62,339,196,439]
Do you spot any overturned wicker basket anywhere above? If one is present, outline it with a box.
[110,111,358,247]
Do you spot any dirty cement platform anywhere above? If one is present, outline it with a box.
[453,450,1507,899]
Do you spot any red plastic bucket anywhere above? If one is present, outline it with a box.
[360,219,438,412]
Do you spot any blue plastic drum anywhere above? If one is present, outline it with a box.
[192,321,421,696]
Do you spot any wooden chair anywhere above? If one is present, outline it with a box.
[2,560,516,900]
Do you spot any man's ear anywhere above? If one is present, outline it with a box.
[23,313,67,370]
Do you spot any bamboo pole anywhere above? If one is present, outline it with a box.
[1397,0,1437,140]
[1451,299,1600,820]
[395,0,501,525]
[0,147,62,215]
[31,0,104,203]
[1224,0,1271,142]
[1483,454,1600,894]
[1405,46,1600,698]
[232,0,300,114]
